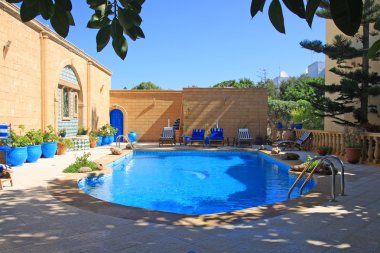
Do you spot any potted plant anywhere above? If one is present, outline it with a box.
[7,129,31,166]
[344,127,362,164]
[57,138,74,155]
[58,128,67,137]
[316,146,331,156]
[109,126,118,143]
[89,131,98,148]
[42,125,58,158]
[77,126,88,135]
[96,129,103,146]
[25,129,43,163]
[100,124,111,145]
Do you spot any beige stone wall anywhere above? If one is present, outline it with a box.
[0,6,42,130]
[325,7,380,131]
[110,91,183,141]
[182,88,268,138]
[109,88,268,142]
[0,2,111,132]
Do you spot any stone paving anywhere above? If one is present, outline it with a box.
[1,143,380,253]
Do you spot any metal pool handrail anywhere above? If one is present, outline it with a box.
[116,135,134,150]
[288,155,345,202]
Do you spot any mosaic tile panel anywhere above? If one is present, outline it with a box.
[57,88,79,137]
[60,66,79,85]
[68,136,90,151]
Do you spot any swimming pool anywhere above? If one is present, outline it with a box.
[78,150,316,215]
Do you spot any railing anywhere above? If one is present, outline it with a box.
[291,129,380,165]
[116,135,134,150]
[288,155,345,202]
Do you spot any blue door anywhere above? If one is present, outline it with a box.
[110,109,124,140]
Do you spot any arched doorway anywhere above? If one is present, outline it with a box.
[57,65,82,137]
[110,109,124,140]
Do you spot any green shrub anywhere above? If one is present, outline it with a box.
[43,125,58,142]
[63,152,98,173]
[25,129,44,145]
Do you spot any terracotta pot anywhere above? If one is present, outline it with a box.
[90,139,98,148]
[175,130,183,143]
[345,147,361,164]
[57,143,67,155]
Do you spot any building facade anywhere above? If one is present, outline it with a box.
[0,2,112,135]
[324,10,380,131]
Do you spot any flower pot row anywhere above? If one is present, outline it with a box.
[96,135,115,146]
[6,142,58,166]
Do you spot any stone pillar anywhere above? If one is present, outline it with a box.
[87,61,92,129]
[40,31,49,130]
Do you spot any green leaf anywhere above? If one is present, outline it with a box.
[330,0,362,36]
[96,25,111,52]
[87,14,110,29]
[6,0,23,3]
[87,0,107,8]
[51,4,69,37]
[111,18,123,40]
[118,7,134,30]
[20,0,39,22]
[282,0,305,18]
[66,11,75,26]
[250,0,266,18]
[112,35,128,60]
[269,0,285,33]
[306,0,321,27]
[39,0,54,20]
[374,19,380,31]
[56,0,72,11]
[368,40,380,58]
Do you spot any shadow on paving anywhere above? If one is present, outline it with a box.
[0,181,379,252]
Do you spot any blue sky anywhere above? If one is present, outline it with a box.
[50,1,325,89]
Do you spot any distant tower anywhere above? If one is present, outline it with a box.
[273,71,290,87]
[307,61,325,77]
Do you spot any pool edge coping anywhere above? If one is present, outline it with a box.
[47,147,335,228]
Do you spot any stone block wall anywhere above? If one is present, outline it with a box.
[182,88,268,139]
[110,91,183,141]
[110,88,268,142]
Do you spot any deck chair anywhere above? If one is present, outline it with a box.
[209,128,224,146]
[159,127,176,147]
[237,128,253,147]
[190,129,205,146]
[0,124,13,189]
[276,131,312,150]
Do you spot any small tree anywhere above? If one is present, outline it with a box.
[300,0,380,126]
[131,82,161,90]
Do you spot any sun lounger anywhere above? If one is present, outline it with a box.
[276,131,312,150]
[190,129,205,147]
[159,127,176,147]
[209,128,224,146]
[237,128,253,147]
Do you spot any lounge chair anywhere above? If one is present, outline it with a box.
[0,124,13,189]
[190,129,205,146]
[209,128,224,146]
[276,131,312,150]
[159,127,176,147]
[237,128,253,147]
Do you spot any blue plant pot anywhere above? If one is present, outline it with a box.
[109,135,115,144]
[205,137,210,145]
[7,147,28,166]
[42,142,57,158]
[295,124,303,129]
[277,122,283,129]
[97,136,103,146]
[26,145,42,163]
[128,131,138,143]
[102,136,110,146]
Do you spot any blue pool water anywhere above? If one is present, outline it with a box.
[78,151,316,215]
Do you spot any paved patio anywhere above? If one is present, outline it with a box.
[1,143,380,253]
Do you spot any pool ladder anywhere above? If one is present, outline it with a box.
[288,155,345,202]
[115,135,135,150]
